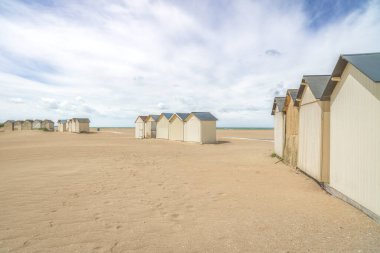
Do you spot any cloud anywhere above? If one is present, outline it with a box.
[8,97,24,104]
[265,49,282,56]
[0,0,379,127]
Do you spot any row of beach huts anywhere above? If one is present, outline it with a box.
[3,118,90,133]
[135,112,217,144]
[272,52,380,222]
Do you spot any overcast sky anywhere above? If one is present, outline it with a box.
[1,0,379,127]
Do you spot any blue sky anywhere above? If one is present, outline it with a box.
[0,0,379,127]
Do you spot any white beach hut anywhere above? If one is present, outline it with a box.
[183,112,217,144]
[271,97,286,158]
[168,113,189,141]
[57,120,67,132]
[135,116,147,138]
[32,120,42,129]
[71,118,90,133]
[156,113,173,139]
[144,115,159,138]
[321,53,380,221]
[283,89,299,167]
[295,75,330,183]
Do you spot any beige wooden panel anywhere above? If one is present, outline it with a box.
[156,118,169,139]
[135,121,144,138]
[201,121,216,144]
[169,117,184,141]
[330,63,380,217]
[184,116,200,143]
[79,123,89,133]
[284,99,299,166]
[301,85,316,105]
[297,102,322,181]
[274,107,285,157]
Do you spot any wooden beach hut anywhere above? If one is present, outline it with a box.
[3,120,14,131]
[42,120,54,131]
[295,75,330,183]
[144,115,159,138]
[57,120,67,132]
[32,120,42,129]
[71,118,90,133]
[271,97,286,158]
[168,113,189,141]
[135,116,147,138]
[183,112,217,144]
[14,121,23,131]
[22,120,33,130]
[283,89,299,167]
[321,53,380,221]
[156,113,173,139]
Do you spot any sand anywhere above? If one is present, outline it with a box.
[0,129,379,253]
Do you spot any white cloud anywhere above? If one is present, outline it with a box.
[0,0,379,127]
[8,97,24,104]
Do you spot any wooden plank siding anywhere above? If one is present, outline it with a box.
[329,63,380,217]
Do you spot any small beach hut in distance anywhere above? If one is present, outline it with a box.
[57,120,67,132]
[295,75,330,183]
[14,120,23,131]
[144,115,159,138]
[4,120,14,131]
[22,120,33,130]
[183,112,217,144]
[156,113,173,139]
[321,53,380,221]
[168,113,189,141]
[42,120,54,131]
[71,118,90,133]
[271,97,286,158]
[32,120,42,129]
[135,116,147,138]
[283,89,299,167]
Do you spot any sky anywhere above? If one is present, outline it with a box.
[0,0,379,127]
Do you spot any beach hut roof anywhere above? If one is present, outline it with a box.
[34,119,42,122]
[169,113,189,122]
[147,115,160,121]
[72,118,90,123]
[57,119,67,123]
[271,97,286,115]
[160,113,174,120]
[185,112,217,121]
[43,119,54,123]
[294,75,330,106]
[25,119,33,123]
[287,89,299,102]
[4,120,15,123]
[135,116,147,123]
[321,53,380,100]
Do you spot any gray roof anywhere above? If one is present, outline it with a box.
[321,53,380,100]
[4,120,14,123]
[148,115,160,121]
[302,75,330,99]
[25,119,33,123]
[135,116,147,123]
[271,97,286,115]
[187,112,217,121]
[287,89,298,102]
[169,113,190,122]
[161,113,173,119]
[34,119,42,122]
[57,119,67,123]
[72,118,90,123]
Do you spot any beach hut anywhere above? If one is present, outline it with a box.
[32,120,42,129]
[42,120,54,131]
[14,120,23,131]
[321,53,380,220]
[3,120,14,131]
[183,112,217,144]
[156,113,173,139]
[144,115,159,138]
[271,97,286,158]
[71,118,90,133]
[168,113,189,141]
[283,89,299,167]
[135,116,147,138]
[22,120,33,130]
[295,75,330,183]
[66,119,72,132]
[57,120,67,132]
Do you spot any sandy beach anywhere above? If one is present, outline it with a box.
[0,129,379,253]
